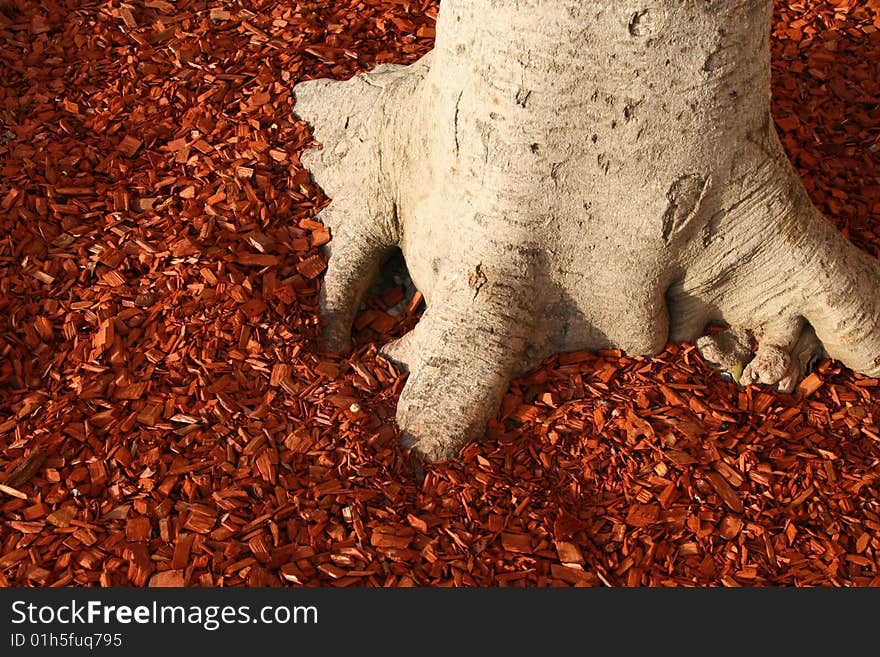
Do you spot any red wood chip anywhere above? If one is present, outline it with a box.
[626,504,660,528]
[296,254,327,279]
[117,135,143,157]
[149,569,185,587]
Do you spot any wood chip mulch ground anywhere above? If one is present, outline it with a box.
[1,0,879,588]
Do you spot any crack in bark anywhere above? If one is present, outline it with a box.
[662,174,710,243]
[453,91,463,156]
[468,262,487,299]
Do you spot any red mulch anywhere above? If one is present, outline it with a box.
[0,0,879,588]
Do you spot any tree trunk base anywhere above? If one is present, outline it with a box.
[294,6,880,462]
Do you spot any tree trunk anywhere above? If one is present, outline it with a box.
[294,0,880,461]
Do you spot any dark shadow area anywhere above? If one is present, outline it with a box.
[351,247,424,347]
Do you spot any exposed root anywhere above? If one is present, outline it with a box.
[800,227,880,378]
[394,256,538,461]
[697,319,825,394]
[294,58,431,353]
[740,344,796,391]
[319,226,390,352]
[696,328,753,374]
[378,327,419,372]
[690,133,880,394]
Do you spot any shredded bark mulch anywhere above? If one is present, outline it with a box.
[1,0,879,587]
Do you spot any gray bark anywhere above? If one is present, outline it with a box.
[294,0,880,461]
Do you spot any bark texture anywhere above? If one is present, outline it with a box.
[294,0,880,462]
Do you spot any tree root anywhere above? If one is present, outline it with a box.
[696,323,824,394]
[294,59,431,352]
